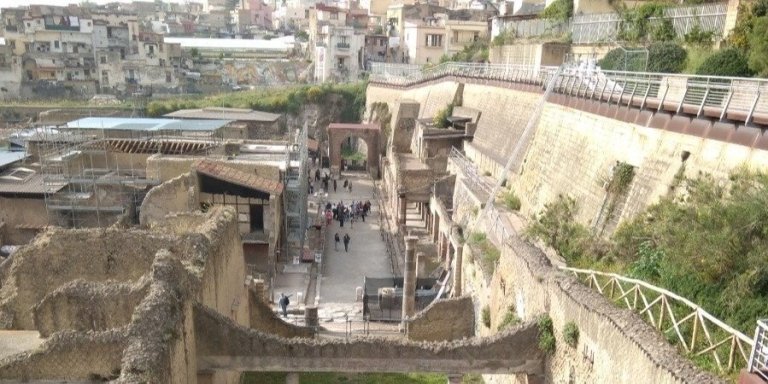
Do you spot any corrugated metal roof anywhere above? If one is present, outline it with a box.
[0,174,66,195]
[66,117,232,132]
[0,152,28,169]
[195,160,283,195]
[164,37,295,51]
[164,107,281,122]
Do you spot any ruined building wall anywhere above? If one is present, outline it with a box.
[145,155,282,183]
[32,277,150,337]
[140,172,199,227]
[0,228,183,330]
[367,81,459,122]
[407,296,475,342]
[247,288,314,338]
[0,196,48,245]
[0,329,127,380]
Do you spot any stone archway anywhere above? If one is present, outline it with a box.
[328,123,380,178]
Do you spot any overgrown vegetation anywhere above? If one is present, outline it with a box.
[501,190,522,211]
[526,169,768,336]
[439,39,489,63]
[341,147,365,162]
[146,82,367,122]
[468,232,501,275]
[541,0,573,21]
[727,0,768,77]
[562,322,579,347]
[617,2,670,44]
[598,42,687,73]
[695,48,753,77]
[241,372,448,384]
[497,304,521,331]
[432,103,454,128]
[481,305,491,328]
[537,315,556,355]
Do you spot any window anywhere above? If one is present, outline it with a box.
[54,40,60,49]
[100,56,107,64]
[425,34,442,47]
[101,70,109,85]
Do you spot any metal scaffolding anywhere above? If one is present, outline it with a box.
[283,122,309,263]
[37,124,221,228]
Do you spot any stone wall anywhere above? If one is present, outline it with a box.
[247,288,314,338]
[482,235,722,384]
[32,277,150,337]
[0,196,48,245]
[407,296,475,341]
[140,172,198,227]
[146,155,282,183]
[0,329,127,380]
[0,228,184,329]
[367,81,460,121]
[513,102,768,228]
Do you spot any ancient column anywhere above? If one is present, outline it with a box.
[402,236,418,326]
[452,243,463,297]
[398,193,407,225]
[416,251,426,278]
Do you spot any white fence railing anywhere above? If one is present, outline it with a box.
[749,319,768,380]
[498,3,727,44]
[370,62,768,124]
[562,267,754,373]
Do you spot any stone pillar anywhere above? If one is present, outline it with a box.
[304,306,318,327]
[445,239,453,270]
[416,252,426,278]
[452,244,463,297]
[402,236,418,326]
[398,193,407,225]
[432,214,440,242]
[286,373,300,384]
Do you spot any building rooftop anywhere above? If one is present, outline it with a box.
[65,117,232,132]
[195,159,284,195]
[0,168,66,196]
[328,123,379,130]
[163,37,295,52]
[0,151,28,169]
[164,107,281,122]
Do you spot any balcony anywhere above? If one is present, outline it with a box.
[336,42,350,50]
[45,24,80,32]
[4,25,18,32]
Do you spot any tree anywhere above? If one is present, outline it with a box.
[696,48,753,77]
[295,30,309,41]
[747,17,768,77]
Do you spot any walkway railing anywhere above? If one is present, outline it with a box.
[561,266,754,373]
[370,62,768,124]
[749,319,768,380]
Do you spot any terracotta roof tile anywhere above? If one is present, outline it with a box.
[194,160,283,195]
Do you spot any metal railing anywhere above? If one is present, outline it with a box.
[370,62,768,124]
[562,267,755,373]
[749,319,768,380]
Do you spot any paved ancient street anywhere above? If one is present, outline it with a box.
[317,172,392,317]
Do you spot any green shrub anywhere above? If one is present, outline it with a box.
[541,0,573,21]
[433,103,454,128]
[647,42,687,73]
[537,315,556,355]
[525,194,592,263]
[684,24,715,47]
[747,16,768,77]
[562,322,579,347]
[598,48,647,71]
[503,191,522,211]
[481,305,491,328]
[497,305,521,331]
[695,48,753,77]
[618,2,669,43]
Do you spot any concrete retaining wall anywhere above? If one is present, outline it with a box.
[408,296,475,341]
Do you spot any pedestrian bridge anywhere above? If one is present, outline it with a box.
[194,304,543,374]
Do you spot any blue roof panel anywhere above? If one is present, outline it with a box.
[65,117,232,132]
[0,151,28,168]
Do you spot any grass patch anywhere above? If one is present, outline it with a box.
[341,147,365,162]
[562,321,579,347]
[241,372,447,384]
[468,232,501,275]
[481,305,491,328]
[497,305,521,331]
[537,315,556,355]
[501,190,521,211]
[683,46,714,74]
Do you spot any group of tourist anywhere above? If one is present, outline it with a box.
[324,200,371,228]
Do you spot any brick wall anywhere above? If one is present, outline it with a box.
[407,296,475,341]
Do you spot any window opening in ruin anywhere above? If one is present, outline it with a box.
[250,204,264,231]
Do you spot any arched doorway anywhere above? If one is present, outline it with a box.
[328,123,380,178]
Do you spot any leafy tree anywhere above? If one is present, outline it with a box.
[683,24,714,48]
[647,42,687,73]
[747,17,768,77]
[695,48,753,76]
[295,30,309,41]
[541,0,573,21]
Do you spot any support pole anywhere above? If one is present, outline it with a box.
[402,236,418,327]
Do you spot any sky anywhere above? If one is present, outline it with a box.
[1,0,193,9]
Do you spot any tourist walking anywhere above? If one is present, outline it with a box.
[343,233,351,252]
[334,233,340,251]
[278,293,291,317]
[348,182,352,193]
[333,179,337,192]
